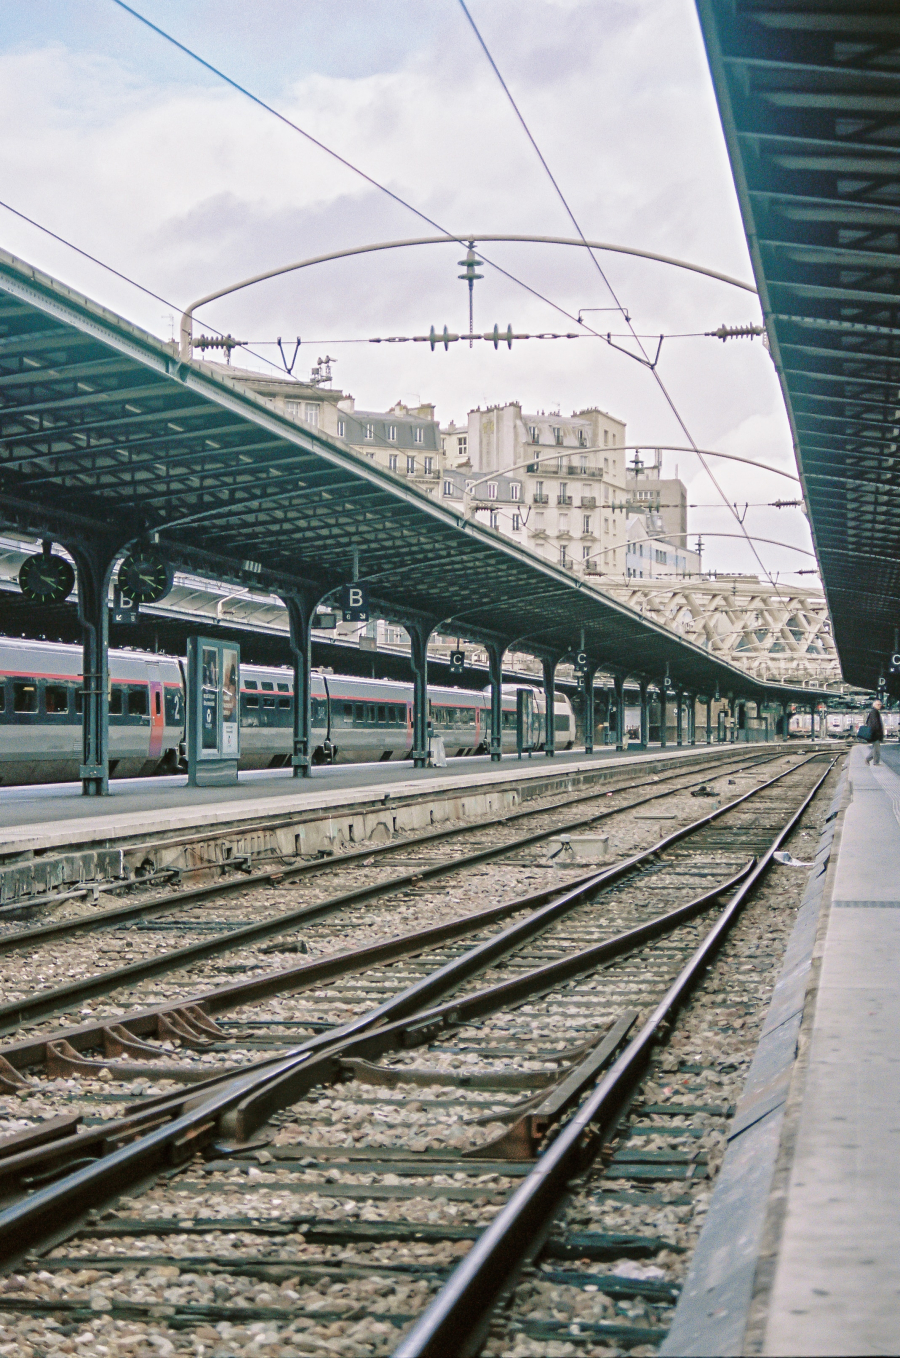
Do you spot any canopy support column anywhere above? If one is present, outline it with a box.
[487,642,505,762]
[284,590,322,778]
[688,694,696,745]
[639,679,649,750]
[706,697,713,745]
[659,686,668,748]
[676,689,684,746]
[542,657,558,757]
[72,539,121,797]
[614,674,626,752]
[583,663,599,754]
[410,621,434,768]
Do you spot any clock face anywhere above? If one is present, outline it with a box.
[18,553,75,604]
[118,550,173,604]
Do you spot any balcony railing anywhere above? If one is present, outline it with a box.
[557,495,573,506]
[532,493,549,504]
[580,496,597,508]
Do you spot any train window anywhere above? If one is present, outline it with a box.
[0,686,5,712]
[75,689,83,715]
[244,680,258,690]
[13,682,38,713]
[387,705,396,723]
[368,704,376,723]
[355,703,364,722]
[154,690,161,716]
[128,687,149,717]
[44,685,68,714]
[261,681,274,691]
[263,695,276,709]
[312,698,327,723]
[277,682,290,692]
[277,697,291,710]
[244,692,259,709]
[344,703,353,721]
[377,705,386,723]
[109,687,124,715]
[554,713,569,732]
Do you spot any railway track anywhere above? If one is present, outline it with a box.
[0,747,784,1045]
[0,748,838,1356]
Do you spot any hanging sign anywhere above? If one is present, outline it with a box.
[111,585,139,625]
[187,636,240,786]
[449,650,465,674]
[341,583,369,622]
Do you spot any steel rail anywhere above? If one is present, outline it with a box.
[0,754,823,1263]
[0,752,782,1034]
[0,747,774,951]
[0,860,754,1207]
[393,756,838,1358]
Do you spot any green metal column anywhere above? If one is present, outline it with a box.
[284,590,321,778]
[614,674,626,751]
[583,663,598,754]
[659,686,668,748]
[72,538,121,796]
[706,697,713,745]
[410,621,433,768]
[487,642,505,762]
[676,689,684,746]
[542,657,558,757]
[639,679,649,749]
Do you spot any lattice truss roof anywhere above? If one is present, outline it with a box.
[0,248,827,703]
[696,0,900,692]
[601,577,841,686]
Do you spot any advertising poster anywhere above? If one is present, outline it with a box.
[221,647,239,756]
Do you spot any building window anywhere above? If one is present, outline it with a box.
[603,484,609,501]
[443,480,454,496]
[535,511,545,531]
[414,427,424,444]
[558,482,569,504]
[510,482,521,501]
[388,453,398,471]
[604,430,609,446]
[365,423,375,440]
[604,518,609,534]
[406,455,416,474]
[337,418,345,438]
[465,479,475,494]
[578,429,587,447]
[559,514,569,534]
[579,454,588,473]
[387,424,397,441]
[583,545,591,560]
[583,514,592,534]
[604,457,609,472]
[458,435,467,455]
[285,401,300,420]
[512,512,521,531]
[424,456,434,474]
[559,545,567,565]
[487,481,498,500]
[529,425,539,443]
[489,510,499,529]
[304,403,320,426]
[553,426,562,445]
[655,549,666,564]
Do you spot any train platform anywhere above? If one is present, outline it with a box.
[664,741,900,1357]
[0,740,748,851]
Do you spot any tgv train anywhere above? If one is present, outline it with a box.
[789,710,899,740]
[0,638,576,785]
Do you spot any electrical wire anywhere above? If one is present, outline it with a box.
[455,0,795,606]
[107,1,658,357]
[0,198,298,381]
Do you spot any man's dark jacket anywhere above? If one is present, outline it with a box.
[867,707,885,740]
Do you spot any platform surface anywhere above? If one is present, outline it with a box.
[0,741,744,855]
[764,743,900,1355]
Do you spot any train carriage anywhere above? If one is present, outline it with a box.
[0,638,576,784]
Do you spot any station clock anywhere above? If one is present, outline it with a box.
[18,551,75,604]
[117,548,173,604]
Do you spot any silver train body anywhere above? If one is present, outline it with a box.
[0,639,576,785]
[790,710,899,739]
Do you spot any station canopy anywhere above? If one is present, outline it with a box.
[696,1,900,693]
[0,247,828,704]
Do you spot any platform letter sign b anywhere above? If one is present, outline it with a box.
[341,583,369,623]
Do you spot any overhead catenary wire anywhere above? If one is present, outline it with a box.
[107,1,694,362]
[455,0,797,605]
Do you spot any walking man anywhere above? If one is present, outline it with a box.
[866,699,885,765]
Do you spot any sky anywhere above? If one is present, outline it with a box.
[0,0,816,585]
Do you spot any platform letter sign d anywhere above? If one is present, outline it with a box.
[341,583,369,623]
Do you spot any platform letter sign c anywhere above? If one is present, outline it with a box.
[449,650,465,674]
[341,583,369,623]
[891,652,900,674]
